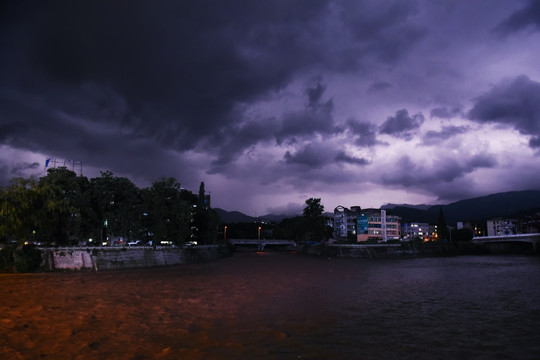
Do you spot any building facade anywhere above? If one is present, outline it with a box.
[401,222,431,241]
[333,205,362,241]
[356,209,401,242]
[486,218,517,236]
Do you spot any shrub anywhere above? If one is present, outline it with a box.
[0,245,15,272]
[14,245,42,273]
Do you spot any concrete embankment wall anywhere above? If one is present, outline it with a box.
[39,245,231,271]
[480,241,537,254]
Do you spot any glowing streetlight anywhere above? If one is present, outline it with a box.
[258,226,261,241]
[224,226,227,241]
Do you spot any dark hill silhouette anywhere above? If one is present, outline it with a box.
[214,208,258,223]
[389,190,540,224]
[216,190,540,225]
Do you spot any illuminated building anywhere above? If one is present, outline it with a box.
[487,218,517,236]
[356,209,401,242]
[333,205,362,241]
[401,222,430,241]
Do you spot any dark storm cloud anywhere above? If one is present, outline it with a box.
[207,79,341,174]
[3,0,533,213]
[335,151,369,166]
[382,153,497,188]
[0,161,41,187]
[467,75,540,148]
[284,144,334,168]
[495,0,540,34]
[10,161,40,174]
[346,119,379,147]
[1,0,427,181]
[430,106,462,119]
[283,144,369,174]
[206,116,278,174]
[422,125,469,145]
[0,121,28,144]
[367,81,393,93]
[1,1,331,152]
[337,0,427,65]
[379,109,424,140]
[307,81,327,108]
[275,80,341,145]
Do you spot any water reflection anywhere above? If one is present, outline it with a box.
[1,251,539,359]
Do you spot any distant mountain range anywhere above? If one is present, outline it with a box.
[214,208,304,224]
[381,203,432,211]
[214,209,260,223]
[386,190,540,225]
[215,190,540,225]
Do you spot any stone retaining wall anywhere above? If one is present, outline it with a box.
[39,245,231,271]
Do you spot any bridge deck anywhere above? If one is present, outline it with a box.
[229,239,296,250]
[472,233,540,243]
[472,233,540,253]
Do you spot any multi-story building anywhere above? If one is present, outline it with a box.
[333,205,362,241]
[457,221,485,237]
[486,218,517,236]
[356,209,401,242]
[426,224,438,241]
[401,222,430,241]
[519,213,540,234]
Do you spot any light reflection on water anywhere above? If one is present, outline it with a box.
[203,252,540,360]
[2,251,539,359]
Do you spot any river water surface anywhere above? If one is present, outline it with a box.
[1,251,539,359]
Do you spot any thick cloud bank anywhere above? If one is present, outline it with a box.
[1,0,540,215]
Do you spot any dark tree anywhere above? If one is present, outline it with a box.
[141,177,191,246]
[90,171,140,244]
[273,216,305,242]
[303,198,324,218]
[302,198,326,243]
[198,182,206,208]
[436,208,450,242]
[192,181,218,244]
[451,228,474,242]
[0,178,41,245]
[38,167,91,245]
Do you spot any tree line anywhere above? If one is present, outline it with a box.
[223,198,333,244]
[0,167,218,247]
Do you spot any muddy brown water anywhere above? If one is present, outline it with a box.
[1,251,540,359]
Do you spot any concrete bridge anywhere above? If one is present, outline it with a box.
[472,233,540,253]
[228,239,297,251]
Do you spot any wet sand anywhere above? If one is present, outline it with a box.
[1,251,337,359]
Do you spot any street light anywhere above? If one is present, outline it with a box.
[258,226,261,241]
[224,226,227,241]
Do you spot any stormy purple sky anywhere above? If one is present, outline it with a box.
[2,1,540,216]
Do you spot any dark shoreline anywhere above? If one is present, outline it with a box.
[298,241,537,259]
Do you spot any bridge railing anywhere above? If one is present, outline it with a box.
[228,239,297,250]
[472,233,540,243]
